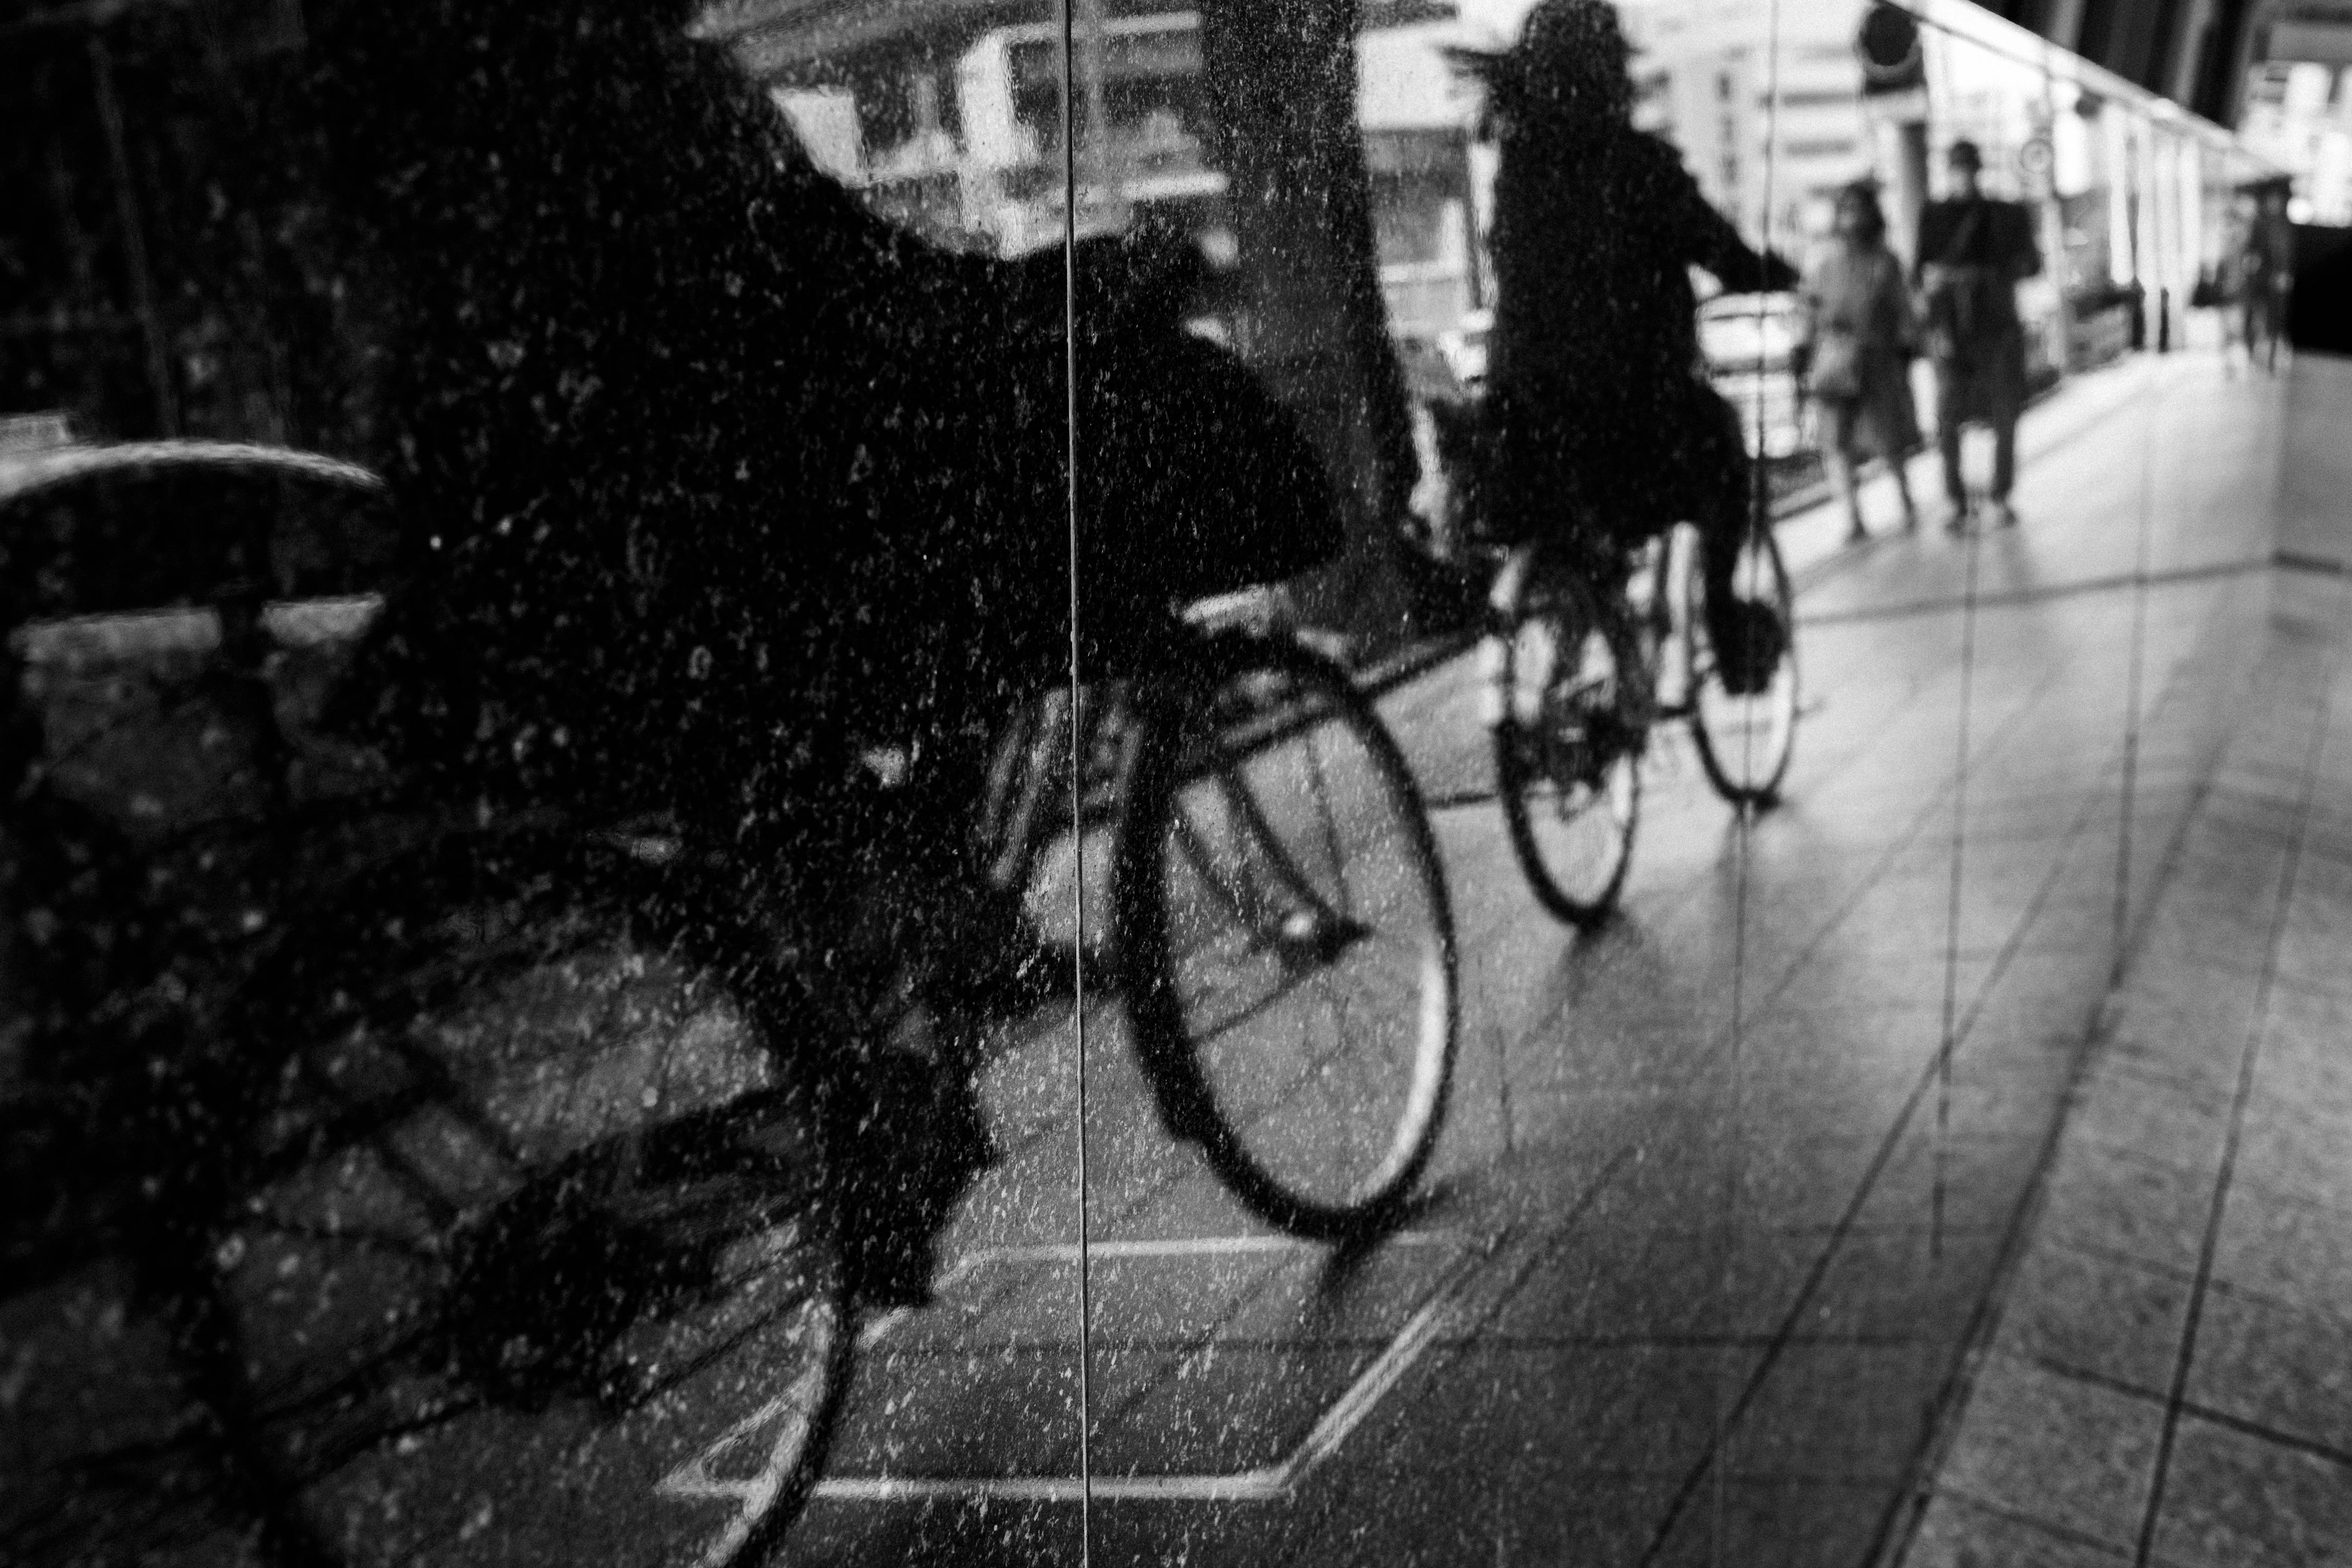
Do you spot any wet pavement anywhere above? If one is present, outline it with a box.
[1901,358,2352,1568]
[785,349,2346,1565]
[8,350,2342,1568]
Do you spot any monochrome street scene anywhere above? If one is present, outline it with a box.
[7,0,2352,1562]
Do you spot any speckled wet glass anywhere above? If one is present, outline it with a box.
[0,2,2305,1565]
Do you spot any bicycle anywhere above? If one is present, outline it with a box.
[1480,518,1798,925]
[979,595,1460,1235]
[2,440,1458,1567]
[1425,395,1798,926]
[0,440,864,1568]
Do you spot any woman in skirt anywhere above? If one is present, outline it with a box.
[1798,183,1921,542]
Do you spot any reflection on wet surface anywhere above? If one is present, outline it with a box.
[2,0,2328,1561]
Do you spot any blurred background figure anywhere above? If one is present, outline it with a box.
[1915,139,2040,532]
[1798,181,1920,544]
[2239,178,2297,374]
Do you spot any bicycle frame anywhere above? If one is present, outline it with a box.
[1476,527,1697,737]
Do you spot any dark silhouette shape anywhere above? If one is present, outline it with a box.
[296,0,1333,829]
[2,25,1352,1548]
[2287,224,2352,356]
[281,0,1345,1298]
[1914,138,2041,527]
[1455,0,1796,681]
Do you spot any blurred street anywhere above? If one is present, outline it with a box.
[786,350,2348,1566]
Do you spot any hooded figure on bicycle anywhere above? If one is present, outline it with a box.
[1458,0,1798,692]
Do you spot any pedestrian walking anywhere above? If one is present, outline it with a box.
[2240,179,2294,375]
[1914,140,2041,531]
[1798,183,1920,543]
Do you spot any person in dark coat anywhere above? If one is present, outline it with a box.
[1467,0,1798,690]
[287,0,1339,1303]
[1914,139,2041,530]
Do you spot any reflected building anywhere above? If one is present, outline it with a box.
[1625,0,1877,246]
[703,0,1198,255]
[2239,55,2352,221]
[1359,12,1491,337]
[707,0,1488,331]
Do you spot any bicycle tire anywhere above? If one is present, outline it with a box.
[1688,523,1799,807]
[1113,632,1457,1239]
[8,824,856,1568]
[1486,546,1645,927]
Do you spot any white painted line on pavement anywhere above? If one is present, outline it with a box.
[815,1234,1487,1505]
[814,1469,1291,1504]
[966,1230,1461,1267]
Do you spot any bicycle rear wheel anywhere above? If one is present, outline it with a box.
[186,829,853,1568]
[1487,545,1644,926]
[1689,523,1799,806]
[1114,633,1457,1238]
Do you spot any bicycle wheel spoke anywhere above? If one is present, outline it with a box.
[1297,720,1359,922]
[1121,636,1456,1235]
[1493,559,1643,926]
[110,843,854,1568]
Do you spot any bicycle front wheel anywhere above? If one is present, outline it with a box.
[1114,633,1457,1239]
[1487,546,1644,927]
[1689,523,1799,806]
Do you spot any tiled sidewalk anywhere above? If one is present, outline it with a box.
[1892,560,2352,1567]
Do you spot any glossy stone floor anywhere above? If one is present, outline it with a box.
[1902,355,2352,1568]
[783,350,2329,1566]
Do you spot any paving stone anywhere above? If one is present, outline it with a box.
[1935,1353,2162,1551]
[1280,1344,1749,1568]
[1489,1218,1777,1343]
[2184,1284,2352,1460]
[1093,1344,1378,1473]
[1653,1476,1893,1568]
[2097,974,2256,1104]
[2146,1415,2352,1568]
[1993,1240,2192,1396]
[2211,1186,2352,1326]
[1740,1131,1921,1231]
[1772,1223,2004,1347]
[1942,1054,2080,1142]
[2067,1064,2234,1175]
[786,1493,1082,1567]
[1906,1491,2136,1567]
[2131,898,2279,976]
[829,1343,1085,1478]
[2035,1141,2215,1273]
[1724,1342,1937,1483]
[1860,1129,2049,1236]
[2230,1091,2352,1213]
[2255,986,2352,1121]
